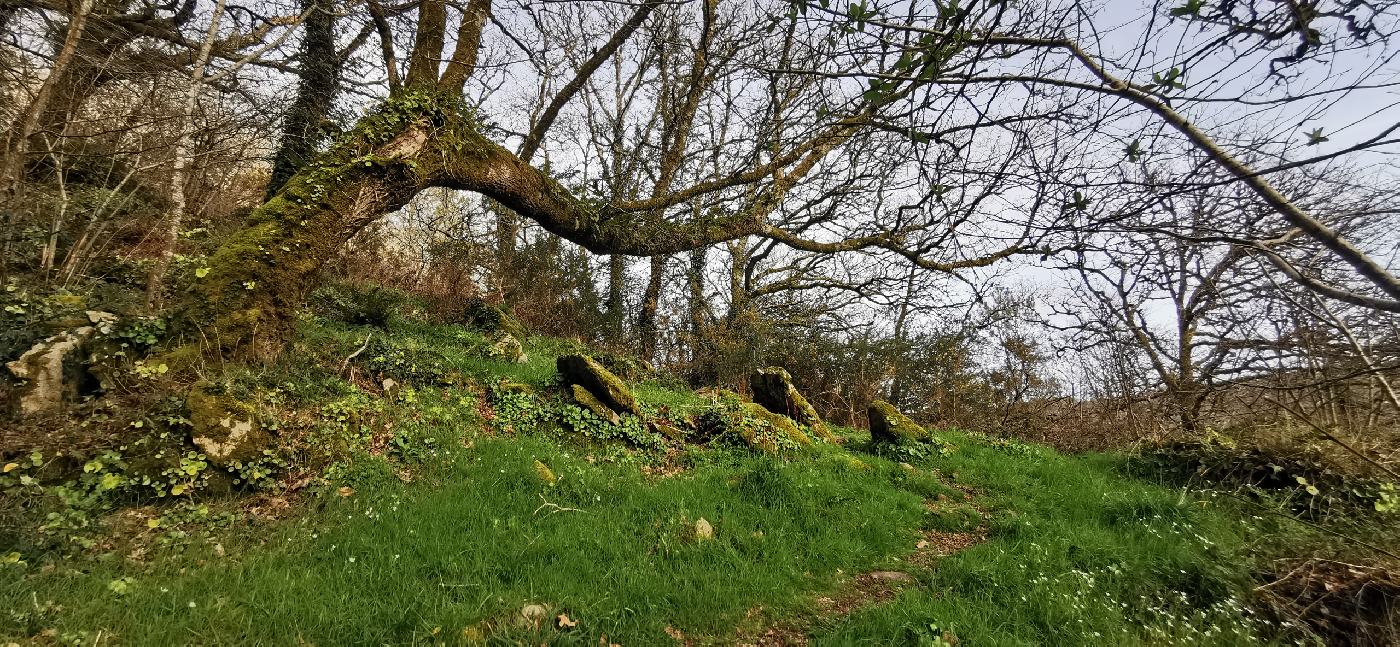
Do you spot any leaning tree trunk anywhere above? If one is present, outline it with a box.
[179,92,478,358]
[180,89,720,360]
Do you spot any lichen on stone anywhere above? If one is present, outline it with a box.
[187,381,272,466]
[5,326,95,415]
[556,354,640,416]
[484,331,527,363]
[750,366,837,443]
[868,399,929,444]
[740,402,813,452]
[570,384,620,425]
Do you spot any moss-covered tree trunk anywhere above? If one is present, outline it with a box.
[182,89,771,360]
[182,92,481,359]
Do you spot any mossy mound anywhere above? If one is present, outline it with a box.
[750,366,836,443]
[462,297,528,341]
[494,379,534,396]
[740,402,813,453]
[695,400,812,455]
[556,354,640,416]
[187,381,272,466]
[868,399,929,444]
[483,330,527,363]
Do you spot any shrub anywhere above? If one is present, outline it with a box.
[1134,439,1392,520]
[309,282,406,329]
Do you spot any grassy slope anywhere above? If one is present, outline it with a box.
[1,318,1296,646]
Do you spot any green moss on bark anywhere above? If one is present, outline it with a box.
[180,90,488,360]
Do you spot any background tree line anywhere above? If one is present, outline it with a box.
[1,0,1397,474]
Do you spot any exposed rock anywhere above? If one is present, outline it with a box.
[750,366,837,443]
[650,420,687,442]
[740,402,813,453]
[533,460,557,486]
[868,399,930,444]
[494,379,535,396]
[483,330,527,363]
[462,296,528,341]
[569,384,620,424]
[86,310,118,330]
[187,381,272,466]
[694,399,811,454]
[694,517,714,541]
[6,326,96,415]
[556,354,640,416]
[519,604,549,626]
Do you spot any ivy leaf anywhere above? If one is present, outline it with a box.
[99,473,123,490]
[1125,139,1143,162]
[1150,68,1186,91]
[1062,190,1091,214]
[1170,0,1205,17]
[895,51,915,72]
[195,267,210,278]
[1304,127,1329,145]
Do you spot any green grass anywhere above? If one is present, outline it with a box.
[0,317,1309,645]
[4,437,933,644]
[812,443,1274,646]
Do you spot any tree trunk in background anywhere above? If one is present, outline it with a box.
[890,266,917,405]
[493,199,518,296]
[686,246,714,384]
[638,254,665,359]
[0,0,93,279]
[725,240,750,325]
[687,247,706,345]
[145,0,226,309]
[604,254,625,342]
[265,0,339,198]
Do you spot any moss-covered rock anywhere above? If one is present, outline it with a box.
[695,400,812,454]
[650,420,687,442]
[462,296,528,341]
[750,366,836,443]
[494,379,535,396]
[740,402,813,453]
[187,381,272,467]
[556,354,640,416]
[5,326,95,415]
[483,331,527,363]
[868,399,929,444]
[570,384,620,425]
